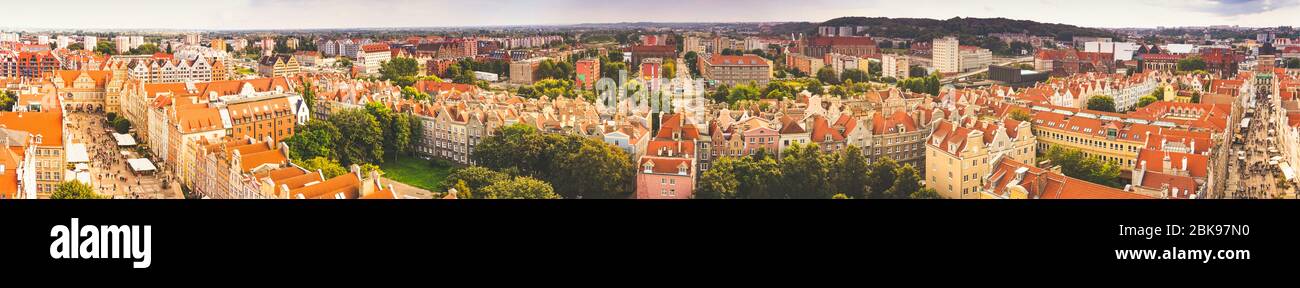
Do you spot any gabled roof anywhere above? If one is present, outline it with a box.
[985,157,1153,199]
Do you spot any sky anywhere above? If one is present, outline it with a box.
[1,0,1298,30]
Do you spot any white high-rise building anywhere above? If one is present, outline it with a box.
[958,46,992,72]
[56,36,71,49]
[130,36,145,49]
[185,34,201,46]
[115,36,131,53]
[83,36,97,51]
[882,54,911,79]
[0,33,19,42]
[933,36,960,74]
[37,35,50,45]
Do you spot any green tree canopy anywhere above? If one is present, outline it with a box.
[816,66,841,85]
[1043,146,1123,188]
[472,124,634,199]
[285,119,340,161]
[1177,56,1207,72]
[330,108,384,165]
[1009,109,1031,121]
[840,68,869,83]
[1137,95,1158,108]
[299,157,348,179]
[379,57,421,87]
[365,102,412,160]
[1087,95,1116,112]
[479,176,560,199]
[51,181,104,199]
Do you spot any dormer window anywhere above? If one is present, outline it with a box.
[678,165,688,175]
[643,163,654,173]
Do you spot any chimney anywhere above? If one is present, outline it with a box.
[1181,157,1188,173]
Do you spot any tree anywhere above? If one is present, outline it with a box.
[129,43,160,55]
[473,124,548,173]
[1190,91,1201,103]
[400,86,430,101]
[67,43,84,51]
[866,158,899,199]
[450,180,473,199]
[94,41,115,55]
[981,37,1009,55]
[1008,41,1035,55]
[884,164,924,199]
[1009,109,1031,121]
[520,78,576,99]
[51,181,104,199]
[816,66,840,85]
[0,91,15,111]
[1286,58,1300,69]
[301,81,317,111]
[479,176,560,199]
[683,51,701,77]
[908,65,928,78]
[379,57,421,87]
[1087,95,1116,112]
[365,102,411,160]
[111,117,132,134]
[338,58,353,69]
[830,146,871,199]
[661,61,676,78]
[442,166,510,193]
[909,187,942,199]
[1177,56,1207,72]
[329,108,384,165]
[535,59,574,81]
[1043,146,1123,188]
[726,84,761,103]
[840,68,869,83]
[285,120,340,161]
[473,124,634,199]
[779,143,833,199]
[548,133,636,199]
[695,157,742,199]
[1137,95,1158,108]
[298,157,348,179]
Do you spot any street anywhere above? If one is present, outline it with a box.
[1226,91,1294,199]
[65,111,183,199]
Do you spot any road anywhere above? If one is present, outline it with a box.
[940,56,1034,84]
[1226,89,1295,199]
[66,112,183,199]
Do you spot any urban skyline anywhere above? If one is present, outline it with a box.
[2,0,1300,30]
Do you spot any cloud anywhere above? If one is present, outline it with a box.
[1158,0,1300,16]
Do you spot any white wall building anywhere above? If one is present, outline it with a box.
[882,54,910,79]
[933,37,960,74]
[83,36,97,51]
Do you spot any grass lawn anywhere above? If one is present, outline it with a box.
[379,157,454,192]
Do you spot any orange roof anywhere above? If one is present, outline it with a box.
[287,172,379,199]
[0,111,63,147]
[0,148,20,199]
[238,148,288,173]
[55,70,112,87]
[638,156,692,175]
[176,106,223,133]
[1135,148,1209,178]
[985,157,1153,199]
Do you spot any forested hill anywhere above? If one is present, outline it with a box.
[771,17,1118,41]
